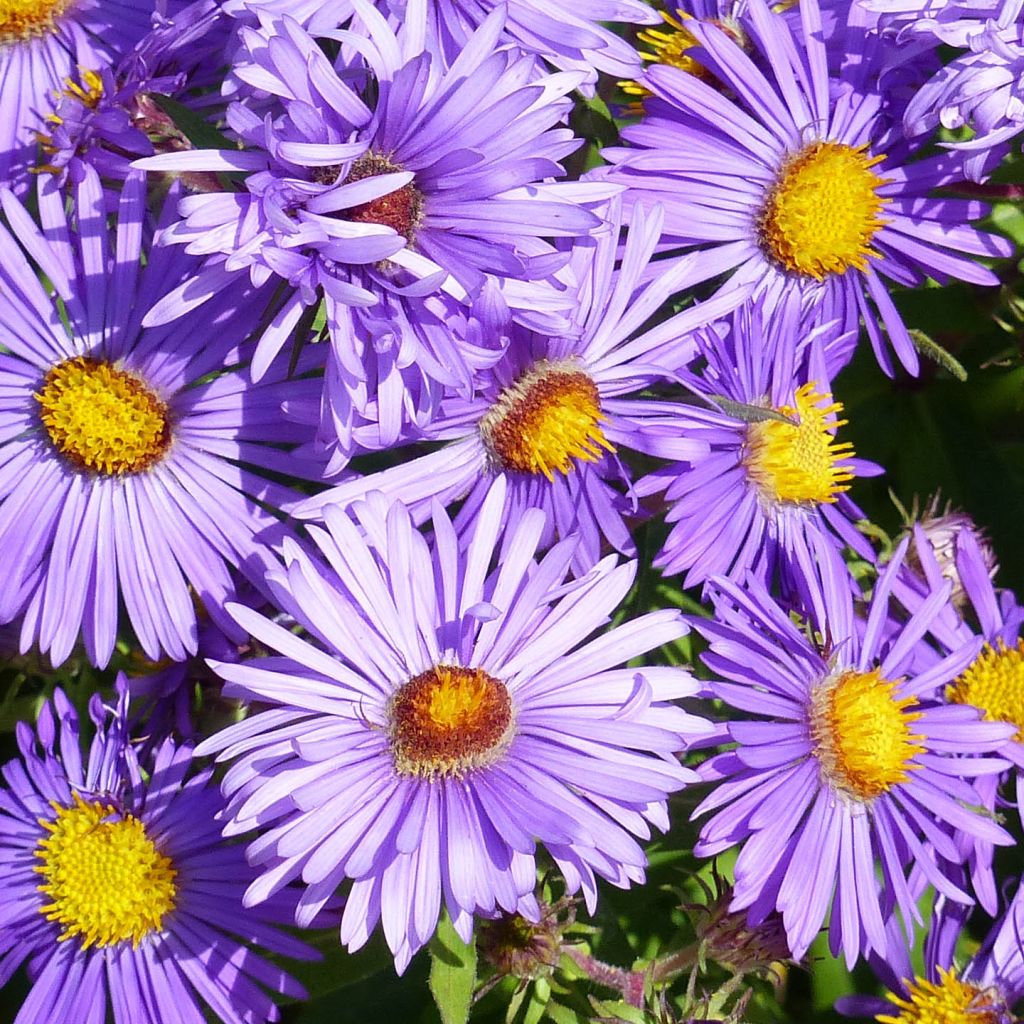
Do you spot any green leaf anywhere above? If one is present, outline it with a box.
[586,998,648,1024]
[429,912,478,1024]
[149,94,236,153]
[505,984,530,1024]
[522,978,550,1024]
[544,999,589,1024]
[574,94,619,147]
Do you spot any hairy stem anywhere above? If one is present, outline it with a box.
[564,947,646,1007]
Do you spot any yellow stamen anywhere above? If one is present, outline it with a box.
[479,359,614,481]
[0,0,72,40]
[760,141,889,280]
[744,382,855,505]
[620,11,748,103]
[60,68,104,108]
[35,70,105,164]
[811,668,925,801]
[948,639,1024,743]
[620,4,794,102]
[35,357,171,475]
[35,793,177,948]
[877,968,1003,1024]
[390,665,514,779]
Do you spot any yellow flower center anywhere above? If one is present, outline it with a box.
[810,669,925,801]
[479,359,614,481]
[620,11,725,98]
[759,141,889,280]
[744,383,855,505]
[948,640,1024,743]
[0,0,72,41]
[35,793,178,948]
[877,968,1003,1024]
[35,357,171,475]
[390,665,514,779]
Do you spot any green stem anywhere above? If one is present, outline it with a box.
[648,942,701,984]
[563,948,646,1008]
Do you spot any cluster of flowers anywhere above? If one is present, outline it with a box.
[0,0,1022,1019]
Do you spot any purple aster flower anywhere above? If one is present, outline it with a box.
[892,519,1022,728]
[836,882,1024,1023]
[35,0,231,194]
[0,168,321,667]
[899,1,1024,181]
[398,0,660,88]
[692,534,1015,967]
[0,681,318,1024]
[618,2,775,94]
[291,199,747,573]
[601,0,1013,377]
[196,479,714,972]
[219,0,355,35]
[892,525,1024,913]
[136,3,611,448]
[631,294,880,590]
[0,0,187,193]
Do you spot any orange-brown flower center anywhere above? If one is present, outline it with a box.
[479,359,614,481]
[322,153,423,240]
[390,665,514,779]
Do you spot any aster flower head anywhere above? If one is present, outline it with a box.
[898,0,1024,181]
[892,524,1024,913]
[601,0,1013,377]
[0,0,187,192]
[692,535,1016,967]
[836,879,1024,1024]
[197,479,714,972]
[291,198,749,573]
[0,168,321,667]
[897,524,1024,765]
[618,0,753,107]
[631,294,880,590]
[394,0,660,88]
[137,1,611,447]
[940,551,1024,764]
[35,0,231,193]
[0,680,318,1024]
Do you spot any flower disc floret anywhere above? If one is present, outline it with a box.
[479,359,615,481]
[390,665,514,779]
[0,0,72,42]
[810,668,925,801]
[948,640,1024,743]
[744,383,855,505]
[340,153,423,239]
[621,11,746,97]
[35,792,177,948]
[35,356,171,475]
[759,141,889,280]
[877,968,1003,1024]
